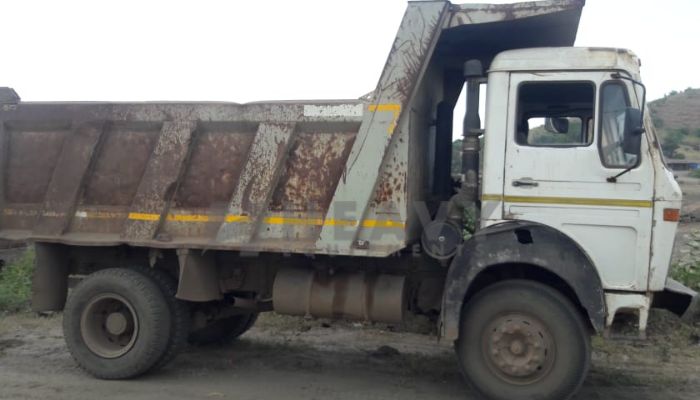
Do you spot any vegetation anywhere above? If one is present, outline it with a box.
[662,129,688,159]
[672,230,700,291]
[451,138,462,174]
[671,262,700,291]
[528,118,584,145]
[0,248,34,313]
[651,88,700,160]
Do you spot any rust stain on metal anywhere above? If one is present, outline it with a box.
[216,122,296,243]
[82,122,161,206]
[271,129,356,212]
[371,141,407,210]
[5,125,69,203]
[372,169,406,207]
[379,7,442,105]
[448,0,584,26]
[240,123,294,215]
[173,123,256,209]
[34,121,105,236]
[122,120,197,241]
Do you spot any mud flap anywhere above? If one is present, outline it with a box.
[652,278,700,322]
[31,243,69,312]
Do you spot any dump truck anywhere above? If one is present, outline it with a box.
[0,0,697,399]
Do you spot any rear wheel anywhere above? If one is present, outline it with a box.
[131,266,190,371]
[455,280,590,400]
[189,312,258,346]
[63,268,171,379]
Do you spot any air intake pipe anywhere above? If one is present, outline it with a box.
[422,60,485,261]
[461,59,484,203]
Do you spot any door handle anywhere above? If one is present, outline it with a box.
[512,179,539,188]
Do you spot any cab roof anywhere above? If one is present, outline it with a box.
[490,47,641,74]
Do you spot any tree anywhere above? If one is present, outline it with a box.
[662,129,685,159]
[451,139,462,175]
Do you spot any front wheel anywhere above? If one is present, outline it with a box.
[456,280,590,400]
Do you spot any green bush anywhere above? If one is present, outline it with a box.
[671,262,700,291]
[672,230,700,291]
[0,249,35,313]
[690,169,700,179]
[652,115,664,128]
[451,139,462,175]
[662,129,686,159]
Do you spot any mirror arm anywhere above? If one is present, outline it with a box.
[606,166,634,183]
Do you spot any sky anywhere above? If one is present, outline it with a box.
[2,0,698,106]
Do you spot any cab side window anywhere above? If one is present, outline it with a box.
[516,82,595,147]
[599,82,634,168]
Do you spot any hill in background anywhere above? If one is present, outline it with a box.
[649,88,700,160]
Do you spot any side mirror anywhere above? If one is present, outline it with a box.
[622,107,644,156]
[545,117,569,134]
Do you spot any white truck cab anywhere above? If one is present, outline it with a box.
[479,47,684,334]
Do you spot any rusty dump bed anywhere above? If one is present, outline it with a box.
[0,0,584,257]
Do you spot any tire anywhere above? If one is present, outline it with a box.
[63,268,172,379]
[188,312,258,346]
[131,266,190,371]
[455,280,590,400]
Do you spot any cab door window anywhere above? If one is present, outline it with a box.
[515,82,595,147]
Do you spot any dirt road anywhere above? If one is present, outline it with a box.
[1,311,699,400]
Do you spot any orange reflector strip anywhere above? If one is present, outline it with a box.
[663,208,680,222]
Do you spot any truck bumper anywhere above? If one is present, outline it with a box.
[652,278,700,322]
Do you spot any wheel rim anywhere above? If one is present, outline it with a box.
[482,313,556,385]
[80,293,139,359]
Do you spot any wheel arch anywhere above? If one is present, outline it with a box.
[31,242,180,312]
[440,221,606,341]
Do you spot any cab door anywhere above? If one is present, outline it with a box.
[501,72,653,291]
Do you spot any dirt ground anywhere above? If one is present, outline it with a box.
[0,309,699,400]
